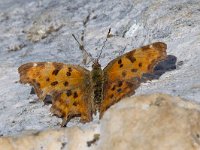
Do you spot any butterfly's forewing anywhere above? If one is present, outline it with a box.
[18,62,93,126]
[100,42,167,117]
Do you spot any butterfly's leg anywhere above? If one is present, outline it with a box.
[61,113,81,127]
[61,116,72,127]
[61,112,92,127]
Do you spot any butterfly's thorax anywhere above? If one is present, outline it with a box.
[91,61,104,112]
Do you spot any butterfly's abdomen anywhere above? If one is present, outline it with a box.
[91,62,103,112]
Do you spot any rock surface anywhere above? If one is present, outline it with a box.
[0,125,99,150]
[1,94,200,150]
[0,0,200,141]
[98,94,200,150]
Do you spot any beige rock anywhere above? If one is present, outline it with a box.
[98,93,200,150]
[1,94,200,150]
[0,125,100,150]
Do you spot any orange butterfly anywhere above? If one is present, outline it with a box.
[18,41,167,126]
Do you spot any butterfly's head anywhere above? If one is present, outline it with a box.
[92,59,101,69]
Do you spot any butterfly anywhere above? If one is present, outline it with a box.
[18,42,167,126]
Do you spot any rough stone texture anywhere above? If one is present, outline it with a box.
[0,124,100,150]
[0,0,200,138]
[1,94,200,150]
[97,94,200,150]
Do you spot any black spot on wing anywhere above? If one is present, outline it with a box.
[68,67,72,72]
[66,72,71,76]
[118,59,122,64]
[51,81,58,86]
[126,51,136,63]
[117,88,122,93]
[73,101,78,106]
[63,81,68,86]
[52,69,60,76]
[118,59,123,68]
[73,92,78,98]
[131,69,137,72]
[118,81,123,87]
[66,90,72,96]
[138,63,142,67]
[111,85,116,91]
[52,63,63,75]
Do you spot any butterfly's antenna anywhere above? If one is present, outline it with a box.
[97,28,112,60]
[72,33,94,63]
